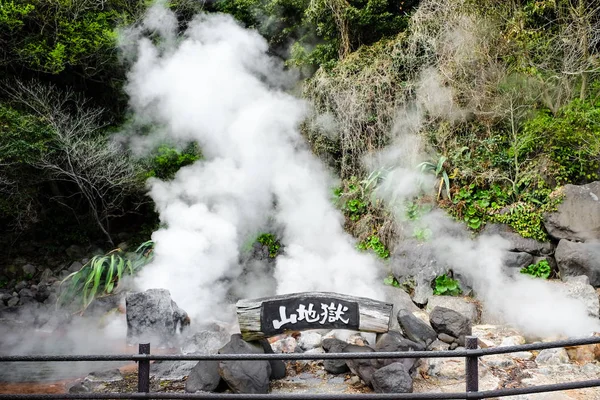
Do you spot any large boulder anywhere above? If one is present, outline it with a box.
[185,361,222,393]
[322,338,349,374]
[425,296,479,323]
[543,182,600,242]
[397,309,437,347]
[501,251,534,271]
[343,344,377,386]
[555,240,600,286]
[382,286,419,329]
[374,331,423,374]
[125,289,189,347]
[218,334,271,394]
[371,362,413,393]
[481,223,554,255]
[429,306,472,346]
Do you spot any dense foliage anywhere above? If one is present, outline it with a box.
[1,0,599,270]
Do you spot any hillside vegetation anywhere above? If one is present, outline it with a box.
[0,0,599,262]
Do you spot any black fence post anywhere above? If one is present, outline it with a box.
[465,336,479,393]
[138,343,150,393]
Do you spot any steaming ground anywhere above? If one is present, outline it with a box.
[121,6,383,324]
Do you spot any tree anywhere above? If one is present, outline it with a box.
[3,80,143,245]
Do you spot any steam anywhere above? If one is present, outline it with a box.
[123,6,383,323]
[365,32,600,339]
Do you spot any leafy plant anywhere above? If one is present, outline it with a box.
[383,274,400,288]
[413,226,432,241]
[418,155,451,201]
[520,259,551,279]
[432,274,462,296]
[57,240,154,313]
[257,233,281,258]
[358,235,390,259]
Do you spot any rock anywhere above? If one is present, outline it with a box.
[543,182,600,242]
[151,360,196,380]
[218,334,271,394]
[270,336,297,353]
[426,296,479,323]
[322,338,349,374]
[536,348,570,365]
[438,333,455,344]
[15,281,27,291]
[22,264,37,277]
[34,284,51,303]
[68,383,90,393]
[258,338,286,380]
[181,330,230,355]
[374,332,423,373]
[427,339,450,351]
[185,361,222,393]
[391,239,446,306]
[502,251,534,271]
[297,331,322,351]
[85,369,123,382]
[484,354,516,368]
[499,336,526,347]
[343,344,377,386]
[397,309,437,347]
[371,362,413,393]
[7,297,19,307]
[39,268,54,284]
[429,306,472,346]
[382,286,419,329]
[426,357,465,379]
[480,224,554,255]
[0,292,12,305]
[555,240,600,286]
[562,275,600,317]
[68,261,84,273]
[125,289,190,347]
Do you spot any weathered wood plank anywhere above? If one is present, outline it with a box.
[236,292,393,341]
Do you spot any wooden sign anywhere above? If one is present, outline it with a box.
[236,292,393,341]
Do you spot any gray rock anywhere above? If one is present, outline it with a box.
[257,338,286,380]
[543,182,600,242]
[185,361,221,392]
[427,339,450,351]
[151,360,196,380]
[371,362,413,393]
[374,332,423,373]
[85,369,123,382]
[536,348,570,365]
[65,244,85,259]
[397,309,437,347]
[429,306,472,346]
[68,383,90,393]
[18,288,34,299]
[34,284,51,303]
[563,275,600,317]
[383,286,419,329]
[480,224,554,255]
[555,239,600,286]
[218,334,271,394]
[425,296,479,323]
[343,344,377,386]
[7,297,19,307]
[438,333,455,344]
[297,331,322,351]
[68,261,84,273]
[322,338,349,374]
[14,281,27,292]
[39,268,54,284]
[0,292,12,305]
[502,251,534,270]
[22,264,37,277]
[181,330,230,355]
[125,289,189,347]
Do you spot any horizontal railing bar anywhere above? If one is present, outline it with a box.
[2,336,600,362]
[0,379,600,400]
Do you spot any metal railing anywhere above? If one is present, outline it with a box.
[1,335,600,399]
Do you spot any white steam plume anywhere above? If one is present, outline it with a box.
[123,6,383,323]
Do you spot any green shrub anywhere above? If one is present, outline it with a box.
[144,144,202,180]
[257,233,282,258]
[432,274,462,296]
[58,240,154,312]
[520,259,551,279]
[357,235,389,258]
[383,274,400,288]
